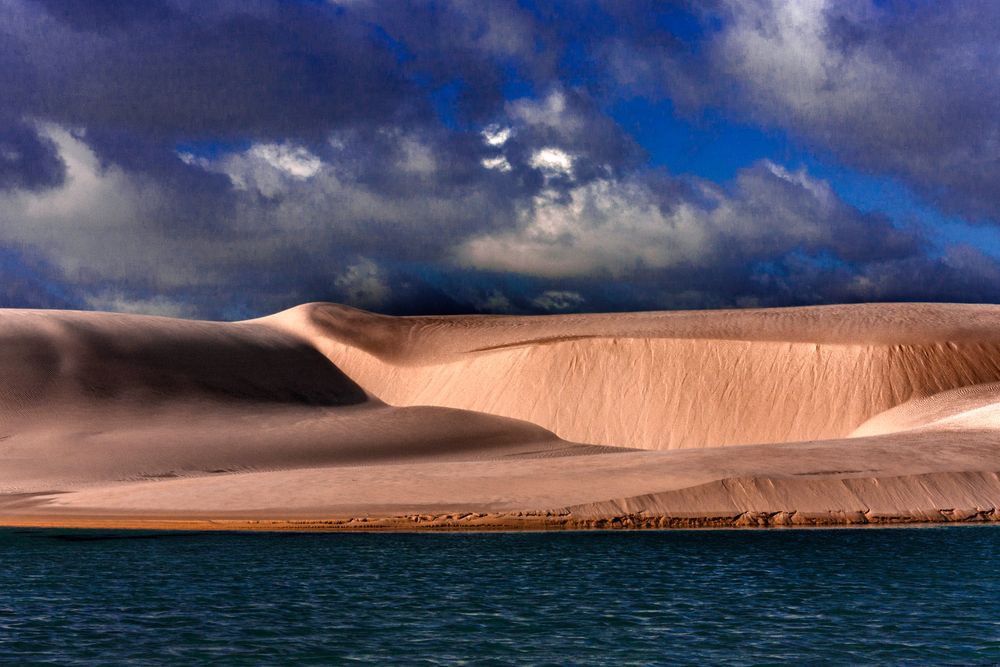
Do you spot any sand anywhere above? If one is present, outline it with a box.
[2,302,999,530]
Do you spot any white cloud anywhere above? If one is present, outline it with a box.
[481,124,511,147]
[334,257,390,309]
[0,125,207,285]
[709,0,910,139]
[456,159,900,279]
[763,161,834,205]
[84,291,196,319]
[476,289,514,313]
[179,128,509,246]
[0,124,505,301]
[481,155,512,172]
[457,177,709,277]
[532,290,584,311]
[194,142,325,198]
[507,90,578,131]
[248,143,323,179]
[177,151,209,169]
[529,147,574,175]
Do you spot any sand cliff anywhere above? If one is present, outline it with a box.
[2,302,999,530]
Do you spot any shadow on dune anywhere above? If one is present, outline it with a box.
[1,314,370,408]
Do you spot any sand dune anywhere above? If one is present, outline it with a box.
[0,310,602,494]
[267,302,1000,449]
[2,303,1000,530]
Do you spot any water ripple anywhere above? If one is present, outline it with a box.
[0,526,997,664]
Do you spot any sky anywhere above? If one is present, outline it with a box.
[2,0,1000,319]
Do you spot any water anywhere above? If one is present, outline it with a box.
[0,526,998,665]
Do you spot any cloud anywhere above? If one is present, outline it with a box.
[334,258,391,309]
[0,119,66,191]
[343,0,558,120]
[1,0,999,319]
[1,0,419,140]
[476,289,515,313]
[482,125,511,147]
[481,156,512,172]
[532,290,585,312]
[508,91,577,131]
[84,291,196,319]
[458,176,706,277]
[192,141,325,198]
[642,0,1000,220]
[500,89,644,179]
[529,148,574,175]
[248,144,323,180]
[0,119,982,319]
[0,121,519,315]
[458,160,919,279]
[0,125,198,284]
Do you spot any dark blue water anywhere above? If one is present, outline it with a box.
[1,526,998,665]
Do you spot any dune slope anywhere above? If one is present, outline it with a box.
[1,303,999,529]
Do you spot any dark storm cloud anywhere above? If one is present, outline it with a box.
[28,0,176,31]
[0,118,65,191]
[4,0,417,140]
[344,0,562,121]
[1,0,999,318]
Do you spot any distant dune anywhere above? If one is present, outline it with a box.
[2,303,999,530]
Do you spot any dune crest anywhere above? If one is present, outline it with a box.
[2,302,1000,530]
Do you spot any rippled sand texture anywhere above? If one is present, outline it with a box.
[2,303,1000,529]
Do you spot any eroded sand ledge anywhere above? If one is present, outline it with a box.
[2,303,1000,530]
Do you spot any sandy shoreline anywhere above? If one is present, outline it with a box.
[3,507,999,533]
